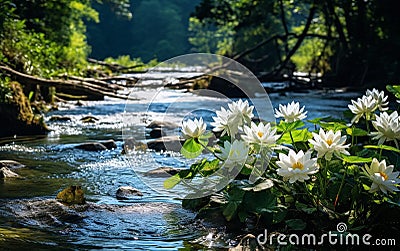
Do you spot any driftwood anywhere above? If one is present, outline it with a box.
[87,58,145,73]
[0,65,133,100]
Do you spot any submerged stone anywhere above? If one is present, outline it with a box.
[56,185,86,205]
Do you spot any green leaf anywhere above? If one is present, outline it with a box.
[319,121,348,131]
[346,127,368,137]
[307,116,330,124]
[276,120,305,133]
[387,85,400,99]
[223,202,238,221]
[295,202,317,214]
[341,155,372,163]
[241,179,274,192]
[199,159,220,176]
[364,145,400,154]
[180,138,204,158]
[163,174,181,189]
[278,128,312,144]
[285,219,307,230]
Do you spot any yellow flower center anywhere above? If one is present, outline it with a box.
[378,171,388,181]
[292,162,304,170]
[257,131,264,138]
[326,139,333,146]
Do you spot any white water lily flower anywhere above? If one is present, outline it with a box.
[275,101,307,122]
[276,150,318,183]
[242,122,279,147]
[211,107,240,136]
[366,88,389,111]
[228,99,254,126]
[309,128,350,160]
[363,158,400,194]
[348,95,377,124]
[370,111,400,148]
[217,140,249,167]
[181,118,206,139]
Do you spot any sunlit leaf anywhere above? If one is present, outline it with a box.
[278,128,312,144]
[341,155,372,163]
[180,138,204,159]
[364,145,400,154]
[346,127,368,137]
[163,174,181,189]
[276,120,305,133]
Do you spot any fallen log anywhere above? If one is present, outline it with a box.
[0,65,132,100]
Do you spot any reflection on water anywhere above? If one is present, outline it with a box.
[0,83,359,250]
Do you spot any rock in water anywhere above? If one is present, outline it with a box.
[146,121,178,129]
[0,159,25,169]
[145,167,179,177]
[49,115,71,122]
[147,136,184,152]
[0,167,19,178]
[149,128,166,138]
[75,142,107,151]
[56,185,86,205]
[80,115,98,123]
[99,139,117,150]
[116,186,143,200]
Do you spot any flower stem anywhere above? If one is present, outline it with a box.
[197,139,224,161]
[334,166,347,208]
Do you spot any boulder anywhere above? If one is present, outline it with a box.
[145,167,179,177]
[149,128,166,138]
[0,167,19,178]
[49,115,71,122]
[147,136,185,152]
[0,159,25,169]
[75,142,107,151]
[116,186,143,200]
[100,139,117,150]
[56,185,86,205]
[146,121,178,129]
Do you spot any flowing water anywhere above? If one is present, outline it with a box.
[0,72,360,250]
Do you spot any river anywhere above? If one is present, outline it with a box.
[0,70,360,250]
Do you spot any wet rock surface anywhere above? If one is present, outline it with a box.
[56,185,86,205]
[75,142,108,151]
[116,186,143,200]
[147,136,184,152]
[99,139,117,150]
[0,160,25,169]
[49,115,71,122]
[145,167,179,177]
[146,120,179,129]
